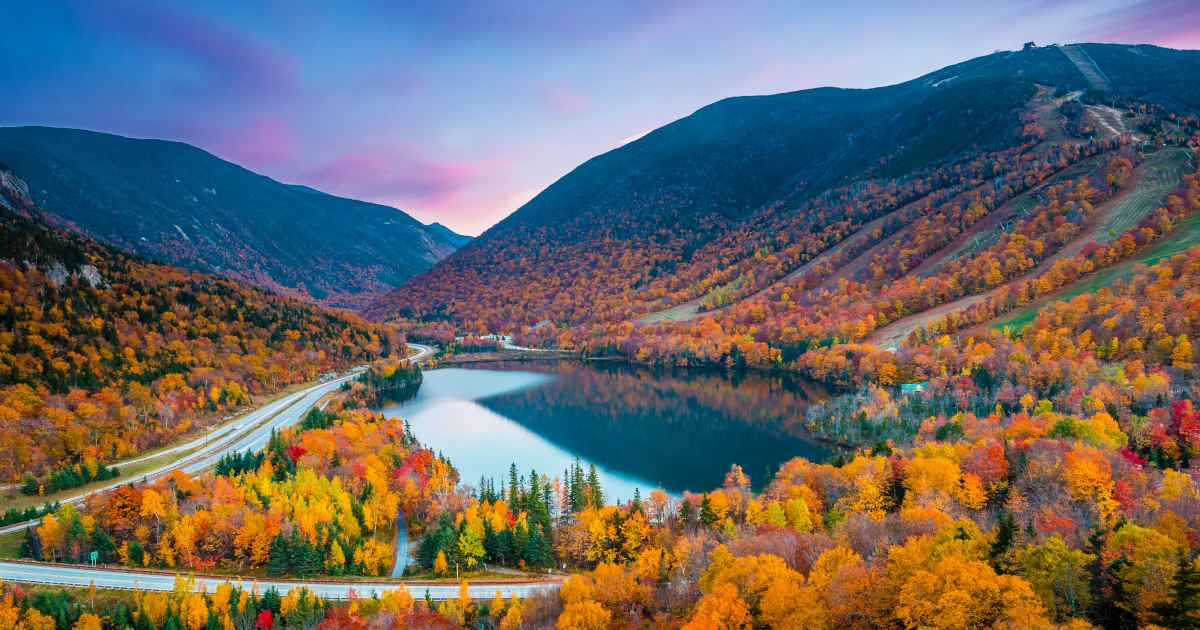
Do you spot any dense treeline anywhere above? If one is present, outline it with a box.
[23,406,453,577]
[0,170,402,482]
[21,461,118,496]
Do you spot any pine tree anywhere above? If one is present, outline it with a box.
[990,511,1017,562]
[586,464,602,508]
[288,530,307,575]
[19,526,41,560]
[266,533,290,576]
[1150,552,1200,629]
[508,463,520,509]
[91,528,116,563]
[127,540,145,567]
[569,458,585,512]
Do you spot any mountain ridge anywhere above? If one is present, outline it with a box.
[0,126,460,310]
[368,43,1200,361]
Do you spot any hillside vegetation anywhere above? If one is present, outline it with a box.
[0,127,459,309]
[6,42,1200,630]
[0,167,401,482]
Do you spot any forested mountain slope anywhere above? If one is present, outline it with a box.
[372,44,1200,359]
[0,166,401,481]
[0,127,459,310]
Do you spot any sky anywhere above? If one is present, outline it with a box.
[3,1,1200,236]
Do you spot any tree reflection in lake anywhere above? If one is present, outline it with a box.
[372,360,835,500]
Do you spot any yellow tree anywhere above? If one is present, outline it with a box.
[181,593,209,630]
[557,600,611,630]
[72,613,103,630]
[683,583,752,630]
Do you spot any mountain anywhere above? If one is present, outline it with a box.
[369,43,1200,361]
[0,166,400,480]
[0,127,460,310]
[426,222,474,247]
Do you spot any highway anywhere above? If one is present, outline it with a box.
[0,342,561,600]
[0,561,554,600]
[0,343,434,535]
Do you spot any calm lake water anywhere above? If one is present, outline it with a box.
[371,360,834,501]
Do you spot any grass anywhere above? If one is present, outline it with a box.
[641,303,701,324]
[992,210,1200,332]
[0,447,201,512]
[1095,149,1191,238]
[0,367,360,509]
[0,530,25,559]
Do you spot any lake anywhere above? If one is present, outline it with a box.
[371,360,834,502]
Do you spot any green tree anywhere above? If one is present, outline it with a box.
[266,533,290,576]
[1150,552,1200,630]
[1017,535,1094,621]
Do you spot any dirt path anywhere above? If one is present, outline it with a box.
[863,291,995,349]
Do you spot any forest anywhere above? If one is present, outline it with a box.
[0,168,403,483]
[4,42,1200,630]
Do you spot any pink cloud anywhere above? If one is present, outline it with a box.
[304,144,506,208]
[222,116,299,165]
[1083,0,1200,48]
[539,83,592,116]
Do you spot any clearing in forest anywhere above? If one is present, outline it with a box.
[991,209,1200,332]
[864,147,1192,348]
[1059,44,1114,91]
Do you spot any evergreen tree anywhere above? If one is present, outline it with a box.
[266,533,290,576]
[92,528,116,563]
[260,587,282,615]
[512,519,530,566]
[990,511,1017,562]
[496,528,515,566]
[19,526,41,560]
[524,524,551,568]
[586,464,602,508]
[482,519,499,563]
[416,512,456,569]
[508,463,520,509]
[288,529,307,574]
[21,473,38,496]
[1150,552,1200,629]
[699,494,717,526]
[527,470,552,534]
[127,540,145,567]
[569,458,585,512]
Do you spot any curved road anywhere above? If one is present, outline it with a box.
[0,561,553,600]
[0,344,434,536]
[0,341,560,599]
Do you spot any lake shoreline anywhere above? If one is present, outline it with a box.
[436,350,860,455]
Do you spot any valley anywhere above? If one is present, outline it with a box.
[3,35,1200,630]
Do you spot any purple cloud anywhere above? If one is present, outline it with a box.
[304,144,499,207]
[1084,0,1200,47]
[538,83,591,116]
[79,0,296,98]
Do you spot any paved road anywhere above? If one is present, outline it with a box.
[0,561,554,600]
[0,344,435,535]
[390,511,409,578]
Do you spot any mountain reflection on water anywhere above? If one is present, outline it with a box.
[371,360,834,500]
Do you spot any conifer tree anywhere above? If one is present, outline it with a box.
[1150,552,1200,629]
